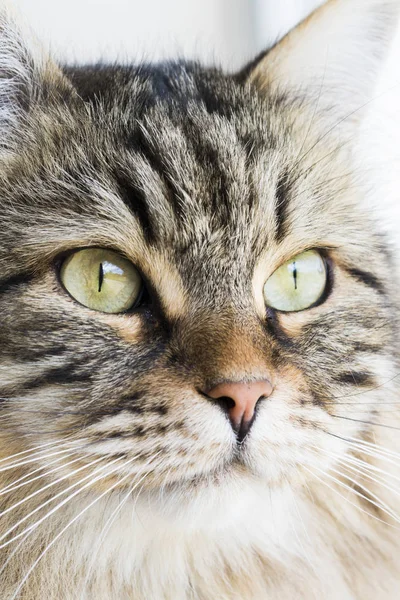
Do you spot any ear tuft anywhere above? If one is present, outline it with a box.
[0,7,58,154]
[247,0,400,129]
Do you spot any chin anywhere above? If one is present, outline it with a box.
[140,467,265,530]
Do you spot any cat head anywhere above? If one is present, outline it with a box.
[0,0,399,518]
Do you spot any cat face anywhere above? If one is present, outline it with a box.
[0,1,398,511]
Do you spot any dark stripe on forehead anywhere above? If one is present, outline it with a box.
[275,171,291,242]
[114,171,157,244]
[134,128,184,222]
[344,267,385,296]
[129,124,196,228]
[186,133,231,214]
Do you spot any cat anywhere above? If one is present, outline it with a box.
[0,0,400,598]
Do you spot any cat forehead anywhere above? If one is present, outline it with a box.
[71,61,288,191]
[17,64,296,244]
[58,64,319,246]
[2,61,363,285]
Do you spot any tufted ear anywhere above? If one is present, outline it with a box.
[0,8,69,154]
[247,0,400,129]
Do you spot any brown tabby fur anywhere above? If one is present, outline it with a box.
[0,0,400,598]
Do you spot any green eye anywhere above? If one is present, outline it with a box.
[60,248,143,313]
[263,250,327,312]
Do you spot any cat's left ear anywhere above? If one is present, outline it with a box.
[245,0,400,128]
[0,8,73,154]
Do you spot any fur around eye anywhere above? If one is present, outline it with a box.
[1,0,399,599]
[60,248,143,313]
[263,250,327,312]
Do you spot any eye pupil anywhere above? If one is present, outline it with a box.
[292,261,297,290]
[98,262,104,293]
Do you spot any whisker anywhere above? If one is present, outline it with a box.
[334,455,400,501]
[0,436,77,465]
[0,459,130,580]
[0,455,123,549]
[301,372,400,408]
[313,444,400,486]
[330,414,400,431]
[318,461,399,522]
[327,407,400,416]
[340,435,400,461]
[332,371,400,400]
[307,463,400,524]
[0,454,104,521]
[0,443,84,474]
[9,452,161,600]
[319,401,400,406]
[82,462,156,592]
[0,452,87,497]
[337,444,400,470]
[303,466,399,529]
[323,431,400,464]
[83,487,134,592]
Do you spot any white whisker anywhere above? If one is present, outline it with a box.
[323,463,399,522]
[0,444,83,474]
[82,456,159,592]
[0,454,104,521]
[0,436,77,466]
[9,453,161,600]
[311,443,400,486]
[0,452,87,497]
[325,431,400,464]
[303,466,399,530]
[342,436,400,461]
[336,456,400,501]
[307,464,400,525]
[0,455,122,549]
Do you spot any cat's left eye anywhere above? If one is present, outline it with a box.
[263,250,327,312]
[60,248,143,313]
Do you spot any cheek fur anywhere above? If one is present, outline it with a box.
[0,2,399,598]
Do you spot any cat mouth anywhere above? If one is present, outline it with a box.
[174,454,252,490]
[234,417,256,445]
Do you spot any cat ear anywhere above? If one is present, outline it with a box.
[0,8,68,153]
[246,0,400,127]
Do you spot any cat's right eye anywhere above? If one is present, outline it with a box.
[263,250,327,312]
[60,248,143,313]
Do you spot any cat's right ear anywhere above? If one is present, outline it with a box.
[0,8,71,155]
[243,0,400,131]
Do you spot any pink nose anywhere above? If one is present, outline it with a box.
[206,380,273,433]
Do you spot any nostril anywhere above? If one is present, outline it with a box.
[209,395,236,415]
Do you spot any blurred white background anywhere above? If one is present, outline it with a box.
[11,0,323,68]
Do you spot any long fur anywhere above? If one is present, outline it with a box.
[0,1,400,598]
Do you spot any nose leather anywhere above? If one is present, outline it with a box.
[206,380,273,431]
